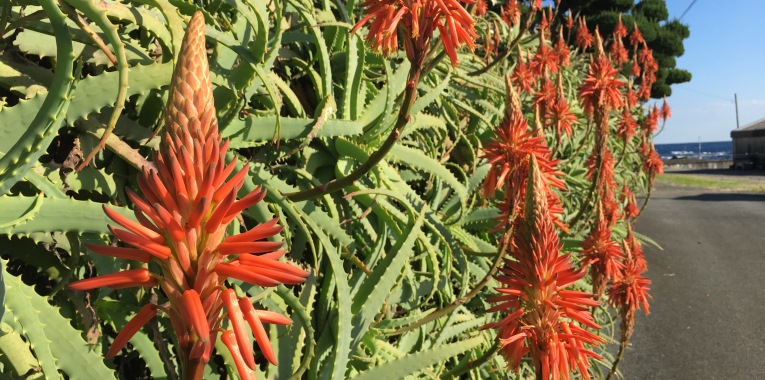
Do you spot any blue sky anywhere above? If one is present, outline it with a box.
[658,0,765,143]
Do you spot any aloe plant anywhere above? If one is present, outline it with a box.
[0,1,666,378]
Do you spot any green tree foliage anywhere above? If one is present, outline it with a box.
[561,0,692,97]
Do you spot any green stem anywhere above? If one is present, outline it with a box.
[613,138,629,169]
[468,10,536,77]
[569,163,599,230]
[441,341,500,379]
[285,54,425,202]
[638,179,653,217]
[0,1,11,38]
[65,0,129,170]
[606,339,629,380]
[386,228,512,336]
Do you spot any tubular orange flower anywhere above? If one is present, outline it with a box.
[642,105,660,134]
[613,14,627,39]
[537,7,553,35]
[610,37,629,66]
[533,78,556,115]
[637,44,658,100]
[578,54,625,116]
[629,22,645,46]
[181,289,210,344]
[67,268,157,290]
[631,58,642,77]
[530,36,559,76]
[661,96,672,120]
[474,0,487,16]
[622,184,640,220]
[221,331,255,380]
[501,0,521,26]
[555,28,571,67]
[609,262,651,316]
[609,256,651,353]
[511,48,534,94]
[106,304,158,358]
[546,97,577,138]
[239,298,278,365]
[643,144,664,187]
[84,243,152,263]
[608,226,651,375]
[581,217,626,299]
[625,87,638,109]
[625,224,647,272]
[482,79,565,227]
[352,0,477,65]
[221,289,255,370]
[565,10,574,30]
[575,17,593,50]
[617,106,637,142]
[67,12,307,378]
[485,156,604,379]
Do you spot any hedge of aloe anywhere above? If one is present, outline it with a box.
[0,1,667,379]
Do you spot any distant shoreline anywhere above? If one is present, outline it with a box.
[655,140,732,162]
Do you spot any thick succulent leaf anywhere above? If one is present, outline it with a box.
[2,260,116,379]
[352,336,484,380]
[351,210,425,350]
[0,62,172,153]
[0,196,132,236]
[0,0,76,194]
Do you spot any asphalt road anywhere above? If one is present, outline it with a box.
[617,182,765,379]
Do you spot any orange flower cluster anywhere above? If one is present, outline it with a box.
[621,183,640,220]
[571,15,662,368]
[575,17,593,50]
[483,79,604,379]
[578,35,625,118]
[609,226,651,346]
[617,106,637,142]
[507,23,578,142]
[501,0,522,26]
[482,79,565,231]
[485,154,604,379]
[68,13,308,379]
[352,0,477,65]
[581,216,626,298]
[475,5,666,377]
[474,0,487,17]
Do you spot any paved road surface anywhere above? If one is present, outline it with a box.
[618,182,765,379]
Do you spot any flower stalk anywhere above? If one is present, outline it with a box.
[286,0,476,202]
[67,12,308,379]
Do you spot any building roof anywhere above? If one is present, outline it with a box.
[731,117,765,138]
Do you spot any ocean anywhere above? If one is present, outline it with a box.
[654,140,732,161]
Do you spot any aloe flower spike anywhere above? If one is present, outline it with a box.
[68,12,307,379]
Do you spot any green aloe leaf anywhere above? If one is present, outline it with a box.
[2,260,117,379]
[351,209,426,350]
[0,196,133,237]
[352,336,485,380]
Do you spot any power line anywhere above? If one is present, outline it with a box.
[679,0,700,21]
[674,86,733,102]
